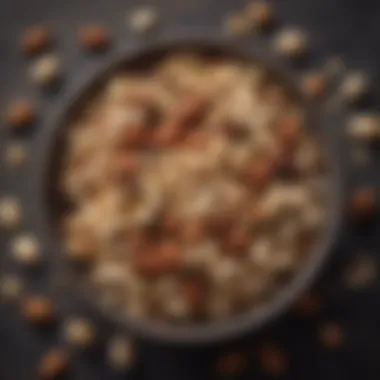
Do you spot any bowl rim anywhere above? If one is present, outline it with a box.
[32,33,344,345]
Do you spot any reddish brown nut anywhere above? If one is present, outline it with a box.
[158,241,183,271]
[113,152,140,180]
[259,344,288,376]
[176,94,209,127]
[152,123,183,147]
[216,352,247,376]
[245,159,273,190]
[39,348,68,379]
[21,25,51,55]
[210,215,234,236]
[350,187,376,221]
[223,226,250,257]
[78,25,110,52]
[302,73,326,100]
[319,323,344,350]
[185,130,210,149]
[6,100,35,128]
[121,126,146,148]
[276,114,302,150]
[22,295,55,324]
[160,213,180,235]
[294,290,321,317]
[181,219,207,243]
[246,2,275,30]
[181,277,207,312]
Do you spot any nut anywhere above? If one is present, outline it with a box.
[22,295,55,324]
[340,71,369,104]
[11,234,40,265]
[0,196,22,229]
[79,25,110,51]
[39,348,68,379]
[347,113,380,142]
[30,54,61,87]
[4,142,28,168]
[350,187,376,221]
[319,323,344,349]
[302,73,326,100]
[6,100,35,128]
[274,28,308,58]
[245,1,274,30]
[106,336,135,371]
[0,274,23,301]
[64,317,96,348]
[21,25,51,55]
[128,6,158,34]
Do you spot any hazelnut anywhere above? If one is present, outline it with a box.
[223,226,249,256]
[216,352,247,376]
[347,113,380,142]
[0,196,22,229]
[302,73,326,100]
[113,152,140,180]
[340,71,369,104]
[350,187,376,221]
[11,234,40,265]
[152,123,183,147]
[21,25,51,55]
[246,1,274,30]
[276,113,302,149]
[181,275,208,312]
[0,275,23,301]
[121,126,145,148]
[64,317,96,347]
[245,159,272,190]
[29,54,61,87]
[176,95,209,127]
[22,295,55,324]
[319,323,344,349]
[259,344,288,376]
[39,348,68,379]
[274,28,308,58]
[158,241,183,271]
[79,25,110,51]
[6,100,36,129]
[181,219,207,243]
[4,142,28,168]
[106,336,135,371]
[185,130,210,149]
[128,6,158,34]
[224,13,253,37]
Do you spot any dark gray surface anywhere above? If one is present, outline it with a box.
[0,0,379,379]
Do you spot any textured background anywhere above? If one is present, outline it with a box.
[0,0,379,379]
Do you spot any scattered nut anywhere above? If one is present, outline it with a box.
[106,336,135,371]
[319,323,344,350]
[302,73,326,100]
[11,234,41,265]
[340,71,369,104]
[274,28,308,58]
[22,295,55,324]
[343,254,377,289]
[259,344,288,376]
[0,274,23,301]
[38,348,68,379]
[20,25,51,55]
[6,100,36,129]
[245,1,274,30]
[79,25,110,52]
[216,352,247,376]
[350,187,376,221]
[128,6,158,34]
[29,54,61,87]
[0,196,22,229]
[4,142,28,168]
[347,113,380,142]
[64,317,96,347]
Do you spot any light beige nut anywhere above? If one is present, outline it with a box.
[106,336,135,371]
[339,71,369,103]
[347,113,380,141]
[3,142,28,168]
[11,233,40,264]
[64,317,96,348]
[343,254,377,289]
[29,54,61,87]
[128,6,158,34]
[0,196,22,229]
[274,28,308,58]
[0,274,23,301]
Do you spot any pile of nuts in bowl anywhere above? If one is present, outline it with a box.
[59,51,327,322]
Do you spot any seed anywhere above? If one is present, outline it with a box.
[347,113,380,142]
[216,352,247,376]
[245,1,274,30]
[128,6,158,34]
[20,25,51,55]
[11,234,40,265]
[350,187,376,221]
[4,142,28,168]
[302,73,326,100]
[79,25,110,52]
[22,295,55,324]
[0,274,23,301]
[0,196,22,229]
[319,323,344,349]
[6,99,35,129]
[106,336,135,371]
[29,54,61,87]
[294,290,321,316]
[340,71,369,104]
[64,317,96,348]
[274,28,308,58]
[259,344,288,376]
[38,348,68,379]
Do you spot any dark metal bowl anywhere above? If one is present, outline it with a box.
[31,35,344,345]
